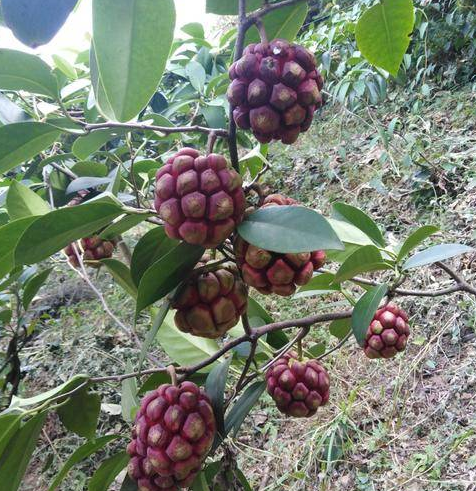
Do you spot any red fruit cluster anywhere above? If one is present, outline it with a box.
[154,148,246,248]
[228,39,324,144]
[265,352,330,417]
[64,236,115,268]
[364,303,410,359]
[234,194,326,296]
[172,264,248,339]
[127,382,216,491]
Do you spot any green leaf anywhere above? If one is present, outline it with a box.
[138,300,170,371]
[186,60,206,93]
[22,267,53,309]
[402,244,474,270]
[225,381,265,437]
[7,181,51,220]
[47,435,119,491]
[136,242,204,314]
[351,284,388,347]
[238,206,343,254]
[72,161,108,178]
[90,44,116,121]
[130,227,178,287]
[10,375,88,407]
[308,343,326,357]
[57,389,101,439]
[206,356,232,437]
[182,22,205,39]
[246,3,309,44]
[334,245,393,283]
[100,259,138,299]
[192,472,210,491]
[15,202,123,265]
[206,0,261,14]
[246,297,288,349]
[0,217,38,279]
[120,475,138,491]
[295,273,340,298]
[332,202,385,247]
[72,129,123,160]
[0,412,22,457]
[0,93,30,125]
[397,225,439,262]
[52,54,77,80]
[355,0,415,76]
[1,0,78,48]
[121,361,138,422]
[0,49,58,97]
[100,214,148,240]
[0,412,47,491]
[92,0,176,122]
[327,218,375,247]
[157,312,220,372]
[0,122,62,174]
[329,318,352,340]
[66,176,113,195]
[138,372,170,396]
[89,451,130,491]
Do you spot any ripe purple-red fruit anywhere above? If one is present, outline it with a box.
[172,263,248,339]
[364,302,410,359]
[265,352,330,417]
[127,381,216,491]
[227,39,324,144]
[154,148,246,248]
[64,236,116,268]
[234,194,326,296]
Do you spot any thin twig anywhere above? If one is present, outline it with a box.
[206,131,218,155]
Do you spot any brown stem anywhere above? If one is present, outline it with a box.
[241,312,252,336]
[167,365,178,386]
[206,131,218,155]
[255,18,268,43]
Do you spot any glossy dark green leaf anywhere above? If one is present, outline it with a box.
[402,243,474,270]
[2,0,78,48]
[206,357,232,437]
[100,214,148,240]
[332,202,385,247]
[121,361,138,422]
[238,206,343,254]
[295,273,340,298]
[191,472,210,491]
[0,49,58,97]
[47,435,119,491]
[396,225,439,262]
[7,181,51,220]
[308,343,326,357]
[246,3,308,44]
[22,267,53,309]
[15,202,123,265]
[57,389,101,439]
[329,318,352,340]
[0,412,22,457]
[247,297,288,349]
[92,0,176,122]
[100,259,137,299]
[0,412,47,491]
[120,475,138,491]
[206,0,262,15]
[138,372,170,395]
[334,245,393,283]
[225,381,265,437]
[72,129,123,160]
[0,93,29,125]
[157,312,220,372]
[351,284,388,347]
[0,122,62,174]
[138,300,170,370]
[136,242,204,314]
[0,217,38,279]
[356,0,415,76]
[88,451,130,491]
[130,227,178,287]
[327,218,375,247]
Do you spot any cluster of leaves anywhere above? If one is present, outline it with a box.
[0,0,473,490]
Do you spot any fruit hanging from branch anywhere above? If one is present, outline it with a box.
[64,236,116,269]
[228,39,324,144]
[154,148,246,248]
[234,194,326,296]
[265,351,330,417]
[172,262,248,339]
[127,381,216,491]
[364,302,410,359]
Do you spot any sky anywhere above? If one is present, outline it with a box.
[0,0,214,58]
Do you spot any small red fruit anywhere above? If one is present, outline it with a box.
[64,236,116,269]
[265,352,330,417]
[127,382,216,491]
[364,302,410,359]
